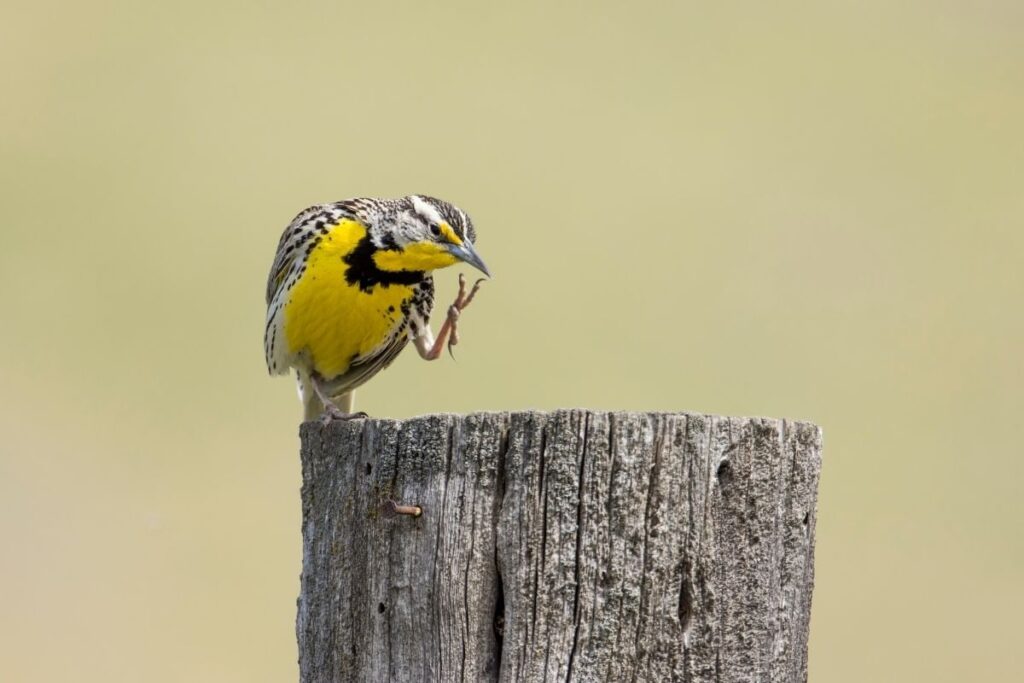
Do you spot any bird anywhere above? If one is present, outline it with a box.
[264,195,489,422]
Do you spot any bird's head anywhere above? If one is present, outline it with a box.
[371,195,490,277]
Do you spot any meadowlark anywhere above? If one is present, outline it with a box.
[264,195,489,421]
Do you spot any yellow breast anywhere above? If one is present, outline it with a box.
[283,219,413,379]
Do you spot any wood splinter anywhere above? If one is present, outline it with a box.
[383,499,422,518]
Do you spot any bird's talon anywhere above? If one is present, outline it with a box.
[462,279,485,307]
[453,273,471,306]
[320,404,367,424]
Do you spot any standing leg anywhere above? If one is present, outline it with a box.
[310,376,366,423]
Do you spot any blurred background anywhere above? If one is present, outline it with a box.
[1,1,1021,681]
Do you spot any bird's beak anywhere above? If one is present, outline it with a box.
[446,240,491,277]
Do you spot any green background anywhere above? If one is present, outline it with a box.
[2,1,1021,681]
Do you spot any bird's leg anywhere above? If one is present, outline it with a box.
[337,391,355,414]
[414,274,485,361]
[311,377,366,424]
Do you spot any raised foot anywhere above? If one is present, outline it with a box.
[446,273,486,358]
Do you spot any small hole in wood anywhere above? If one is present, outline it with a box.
[365,462,372,475]
[377,602,385,614]
[803,512,810,526]
[716,460,733,489]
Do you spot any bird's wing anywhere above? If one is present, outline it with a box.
[321,328,411,397]
[264,204,352,375]
[265,205,328,305]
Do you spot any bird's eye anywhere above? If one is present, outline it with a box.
[430,224,441,237]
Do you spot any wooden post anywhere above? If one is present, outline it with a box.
[297,410,822,682]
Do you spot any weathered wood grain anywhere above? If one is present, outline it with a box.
[297,411,821,682]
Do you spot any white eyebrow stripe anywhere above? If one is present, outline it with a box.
[410,195,444,226]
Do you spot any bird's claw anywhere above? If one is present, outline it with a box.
[453,273,485,310]
[446,275,485,358]
[320,404,368,425]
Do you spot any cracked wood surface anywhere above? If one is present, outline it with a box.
[297,411,822,682]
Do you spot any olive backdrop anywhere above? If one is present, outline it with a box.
[1,2,1021,681]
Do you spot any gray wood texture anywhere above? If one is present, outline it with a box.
[297,410,822,682]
